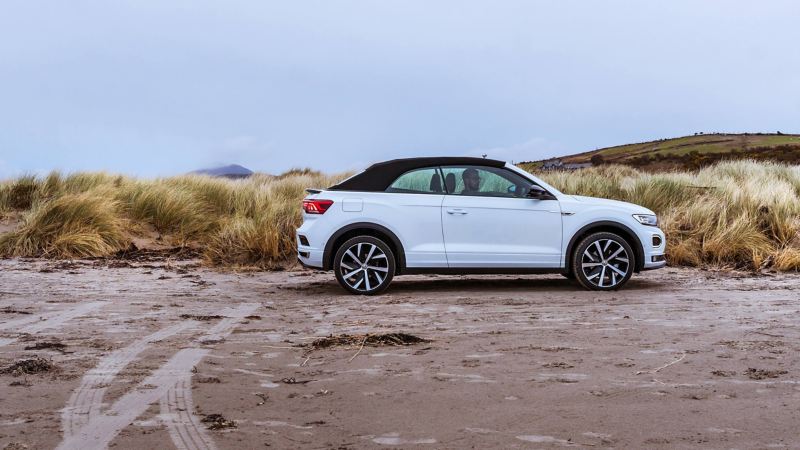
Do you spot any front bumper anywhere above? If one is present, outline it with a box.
[642,254,667,270]
[640,227,666,270]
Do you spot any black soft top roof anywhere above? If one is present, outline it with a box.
[329,157,506,192]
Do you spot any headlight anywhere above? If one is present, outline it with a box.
[633,214,658,226]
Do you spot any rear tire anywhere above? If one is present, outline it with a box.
[572,232,634,291]
[333,236,395,295]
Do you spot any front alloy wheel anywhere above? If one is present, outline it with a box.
[572,232,634,290]
[334,236,395,295]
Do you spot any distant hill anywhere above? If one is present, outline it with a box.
[192,164,254,179]
[523,133,800,170]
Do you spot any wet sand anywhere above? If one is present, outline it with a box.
[1,259,799,449]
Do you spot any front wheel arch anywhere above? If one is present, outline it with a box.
[565,221,644,273]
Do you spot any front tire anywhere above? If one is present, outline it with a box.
[333,236,395,295]
[572,232,634,291]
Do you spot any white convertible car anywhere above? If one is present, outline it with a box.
[296,157,666,294]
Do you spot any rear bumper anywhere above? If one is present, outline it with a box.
[296,228,325,269]
[296,212,331,270]
[297,256,320,270]
[297,247,324,269]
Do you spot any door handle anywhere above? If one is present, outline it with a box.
[446,209,468,215]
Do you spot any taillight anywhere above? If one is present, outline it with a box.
[303,199,334,214]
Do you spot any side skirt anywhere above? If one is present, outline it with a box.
[309,258,568,276]
[400,267,566,275]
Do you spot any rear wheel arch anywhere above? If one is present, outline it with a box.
[565,221,644,273]
[323,223,406,272]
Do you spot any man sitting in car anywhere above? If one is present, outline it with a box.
[461,168,481,194]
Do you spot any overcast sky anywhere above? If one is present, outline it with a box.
[1,0,798,177]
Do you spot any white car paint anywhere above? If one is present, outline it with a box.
[300,191,449,268]
[441,194,562,268]
[296,162,666,272]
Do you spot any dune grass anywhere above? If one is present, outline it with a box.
[531,160,800,270]
[0,170,344,268]
[1,160,800,271]
[0,191,129,258]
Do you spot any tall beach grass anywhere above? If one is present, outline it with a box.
[1,160,799,271]
[0,170,343,268]
[531,160,800,270]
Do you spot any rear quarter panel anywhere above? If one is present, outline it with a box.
[300,191,447,268]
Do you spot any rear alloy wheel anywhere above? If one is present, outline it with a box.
[334,236,395,295]
[572,232,634,291]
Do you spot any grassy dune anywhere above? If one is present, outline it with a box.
[2,160,800,271]
[562,133,800,162]
[529,161,800,271]
[526,133,800,170]
[0,170,344,268]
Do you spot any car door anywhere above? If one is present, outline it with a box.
[440,165,562,268]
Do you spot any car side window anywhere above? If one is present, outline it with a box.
[440,165,532,198]
[386,167,445,194]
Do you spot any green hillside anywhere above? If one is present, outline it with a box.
[524,133,800,170]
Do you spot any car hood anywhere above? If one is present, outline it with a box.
[567,195,655,215]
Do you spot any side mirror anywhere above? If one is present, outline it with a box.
[526,185,555,200]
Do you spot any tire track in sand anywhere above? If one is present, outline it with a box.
[56,303,259,450]
[161,375,218,450]
[0,301,106,347]
[61,321,198,437]
[159,308,265,450]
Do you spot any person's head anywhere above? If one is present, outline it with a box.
[462,168,480,192]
